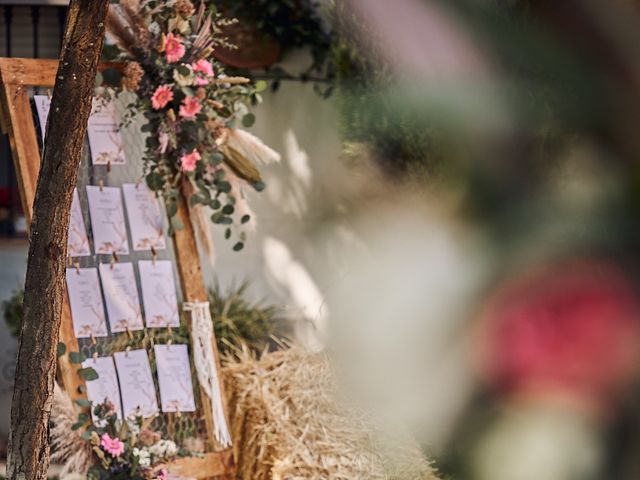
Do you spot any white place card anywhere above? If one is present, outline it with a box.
[86,185,130,255]
[98,262,143,333]
[113,349,159,418]
[154,344,196,413]
[65,267,108,338]
[122,183,167,251]
[82,356,123,420]
[87,98,126,165]
[33,94,51,139]
[139,260,180,328]
[68,188,91,257]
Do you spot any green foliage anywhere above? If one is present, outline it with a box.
[2,288,23,338]
[209,281,285,357]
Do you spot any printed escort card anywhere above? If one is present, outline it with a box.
[65,267,108,338]
[87,98,126,165]
[113,349,159,418]
[86,185,130,255]
[154,344,196,413]
[139,260,180,328]
[98,262,144,333]
[33,94,51,139]
[68,188,91,257]
[122,183,167,251]
[82,356,123,419]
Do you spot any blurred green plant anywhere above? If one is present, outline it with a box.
[2,289,23,338]
[211,0,334,91]
[209,281,285,357]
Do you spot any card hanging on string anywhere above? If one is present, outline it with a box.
[65,267,108,339]
[154,344,197,413]
[122,183,167,251]
[113,349,159,418]
[32,94,51,141]
[87,96,126,166]
[138,260,180,328]
[98,262,144,334]
[86,185,130,255]
[82,355,123,420]
[68,188,91,257]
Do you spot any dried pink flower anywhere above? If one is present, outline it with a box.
[100,433,125,457]
[179,96,202,120]
[151,85,173,110]
[192,59,215,85]
[164,33,185,63]
[180,149,200,172]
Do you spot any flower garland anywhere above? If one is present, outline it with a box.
[82,401,196,480]
[102,0,280,250]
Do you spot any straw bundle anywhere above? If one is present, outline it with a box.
[223,347,439,479]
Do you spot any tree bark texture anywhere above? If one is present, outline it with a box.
[6,1,109,479]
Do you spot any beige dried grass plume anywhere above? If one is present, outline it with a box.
[223,346,439,479]
[50,383,93,477]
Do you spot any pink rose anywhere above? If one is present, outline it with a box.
[164,33,185,63]
[179,96,202,120]
[180,148,200,172]
[192,59,215,85]
[100,433,125,457]
[151,85,173,110]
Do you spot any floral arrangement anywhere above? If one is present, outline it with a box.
[81,401,192,480]
[103,0,280,250]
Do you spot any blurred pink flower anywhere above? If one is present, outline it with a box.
[192,59,215,85]
[151,85,173,110]
[476,259,640,412]
[156,468,168,480]
[180,148,200,172]
[164,33,185,63]
[101,433,125,457]
[179,96,201,120]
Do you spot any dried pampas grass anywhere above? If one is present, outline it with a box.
[223,347,439,480]
[50,383,93,477]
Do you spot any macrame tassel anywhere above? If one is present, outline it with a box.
[183,301,232,447]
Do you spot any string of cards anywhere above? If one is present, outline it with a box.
[35,95,196,418]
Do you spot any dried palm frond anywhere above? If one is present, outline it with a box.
[224,128,281,166]
[223,346,439,479]
[219,144,263,184]
[50,383,93,476]
[106,4,148,58]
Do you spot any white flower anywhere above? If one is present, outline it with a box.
[133,447,152,467]
[173,65,195,87]
[149,439,179,458]
[148,21,161,36]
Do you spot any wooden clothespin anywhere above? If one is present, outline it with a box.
[90,328,97,346]
[125,321,133,340]
[110,251,119,270]
[125,346,131,358]
[106,160,111,173]
[92,351,99,363]
[74,261,81,274]
[151,246,157,266]
[98,179,104,192]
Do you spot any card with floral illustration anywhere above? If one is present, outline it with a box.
[113,349,159,418]
[87,97,126,165]
[86,185,130,255]
[122,183,167,251]
[138,260,180,328]
[68,188,91,257]
[33,94,51,140]
[98,262,144,333]
[65,267,108,338]
[154,344,196,413]
[83,356,123,420]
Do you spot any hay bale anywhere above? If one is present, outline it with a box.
[223,347,439,479]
